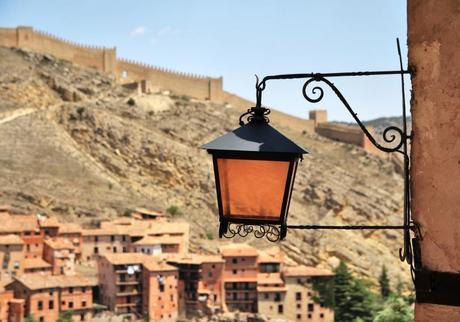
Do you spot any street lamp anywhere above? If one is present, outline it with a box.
[202,39,419,276]
[202,106,307,241]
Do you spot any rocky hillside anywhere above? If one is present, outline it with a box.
[0,47,410,287]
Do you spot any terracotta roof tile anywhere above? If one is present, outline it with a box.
[38,216,60,228]
[45,238,74,250]
[257,273,284,285]
[0,214,38,233]
[166,254,224,265]
[12,273,96,290]
[23,258,52,269]
[0,234,24,245]
[133,235,182,246]
[102,253,146,265]
[220,243,258,257]
[283,265,334,277]
[58,223,82,234]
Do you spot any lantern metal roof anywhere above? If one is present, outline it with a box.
[201,122,308,156]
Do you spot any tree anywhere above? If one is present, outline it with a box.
[57,311,74,322]
[374,296,413,322]
[378,265,391,298]
[25,316,38,322]
[334,261,354,322]
[334,261,375,322]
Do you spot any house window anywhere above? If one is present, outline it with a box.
[278,305,283,314]
[297,314,302,320]
[111,235,115,242]
[82,287,86,293]
[297,303,301,309]
[208,272,212,278]
[94,247,98,254]
[232,258,237,264]
[170,295,174,301]
[36,300,44,310]
[80,313,86,321]
[39,317,44,322]
[122,235,126,242]
[69,287,74,294]
[232,269,237,275]
[2,260,8,269]
[320,313,324,319]
[13,261,20,269]
[297,278,302,284]
[113,247,117,253]
[69,301,74,308]
[48,300,54,309]
[274,293,281,302]
[94,236,98,242]
[159,284,165,292]
[308,303,314,312]
[82,301,86,307]
[264,293,269,300]
[296,292,302,301]
[308,314,312,319]
[123,247,127,253]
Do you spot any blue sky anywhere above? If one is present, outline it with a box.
[0,0,410,121]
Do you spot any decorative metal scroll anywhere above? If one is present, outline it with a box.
[239,38,419,276]
[222,223,281,242]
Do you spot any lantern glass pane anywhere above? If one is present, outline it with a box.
[217,158,290,221]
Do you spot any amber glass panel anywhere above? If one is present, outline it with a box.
[217,158,290,221]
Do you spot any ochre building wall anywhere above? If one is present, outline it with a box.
[408,0,460,321]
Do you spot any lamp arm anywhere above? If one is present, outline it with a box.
[246,38,420,276]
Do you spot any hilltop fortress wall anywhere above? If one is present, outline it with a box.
[0,26,380,155]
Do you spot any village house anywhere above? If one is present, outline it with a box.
[6,274,97,322]
[97,253,178,321]
[165,254,225,318]
[43,238,77,275]
[23,258,52,275]
[131,235,182,255]
[283,266,334,322]
[0,235,25,283]
[0,212,43,260]
[0,286,24,322]
[220,244,259,313]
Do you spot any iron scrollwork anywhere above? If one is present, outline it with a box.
[245,38,418,277]
[222,223,282,242]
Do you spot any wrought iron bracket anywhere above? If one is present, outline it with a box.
[239,38,418,273]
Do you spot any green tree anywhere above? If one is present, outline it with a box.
[334,261,375,322]
[57,311,74,322]
[25,316,38,322]
[378,265,391,298]
[348,279,375,322]
[334,261,354,322]
[374,296,413,322]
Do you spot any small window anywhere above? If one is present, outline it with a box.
[13,261,20,269]
[68,301,74,308]
[122,235,126,242]
[278,304,283,314]
[94,247,98,254]
[320,313,324,319]
[308,303,314,312]
[39,317,44,322]
[94,236,98,242]
[232,269,237,275]
[80,313,86,321]
[232,258,237,264]
[123,247,127,253]
[49,300,54,309]
[297,303,301,309]
[69,287,74,294]
[38,301,43,310]
[208,272,212,278]
[82,287,86,293]
[308,314,312,319]
[264,293,269,300]
[170,294,174,301]
[113,247,117,253]
[111,235,115,242]
[296,292,302,301]
[159,284,165,292]
[2,260,8,269]
[297,314,301,320]
[82,300,86,307]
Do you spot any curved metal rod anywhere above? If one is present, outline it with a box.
[302,77,406,153]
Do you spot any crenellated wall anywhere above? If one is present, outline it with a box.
[0,26,382,156]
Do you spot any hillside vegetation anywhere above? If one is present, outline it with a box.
[0,47,410,287]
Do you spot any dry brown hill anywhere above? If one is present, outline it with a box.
[0,47,410,287]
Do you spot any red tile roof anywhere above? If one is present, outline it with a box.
[11,273,96,290]
[23,258,52,269]
[0,234,24,245]
[0,214,38,233]
[220,243,258,257]
[283,265,334,277]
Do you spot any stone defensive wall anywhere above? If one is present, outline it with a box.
[0,26,382,156]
